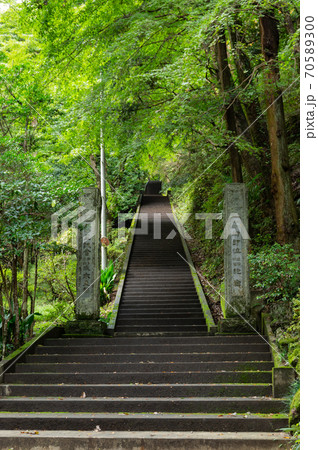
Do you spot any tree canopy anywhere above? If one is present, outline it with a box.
[0,0,299,352]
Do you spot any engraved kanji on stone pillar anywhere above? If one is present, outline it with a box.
[75,187,101,320]
[223,183,250,319]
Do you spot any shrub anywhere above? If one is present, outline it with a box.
[249,244,299,304]
[37,251,76,303]
[100,261,117,305]
[0,311,41,358]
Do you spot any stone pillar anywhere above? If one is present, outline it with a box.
[66,187,105,335]
[220,183,252,333]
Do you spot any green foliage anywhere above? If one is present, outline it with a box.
[100,260,117,305]
[0,0,299,388]
[37,250,76,303]
[0,310,41,357]
[33,299,75,335]
[281,422,300,450]
[249,244,300,304]
[276,292,300,373]
[99,311,112,325]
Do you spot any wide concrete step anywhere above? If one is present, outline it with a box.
[120,300,200,305]
[126,270,192,274]
[114,332,210,337]
[120,301,200,305]
[122,289,198,294]
[118,305,202,310]
[35,343,270,353]
[115,318,206,325]
[115,325,208,332]
[0,397,285,414]
[124,281,195,286]
[25,352,272,363]
[14,361,274,373]
[116,311,204,317]
[121,294,199,299]
[0,430,293,450]
[4,371,272,384]
[43,336,267,345]
[125,275,194,280]
[117,310,204,316]
[0,383,273,398]
[0,412,288,432]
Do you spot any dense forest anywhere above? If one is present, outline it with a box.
[0,0,299,443]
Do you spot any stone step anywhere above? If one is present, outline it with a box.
[115,318,206,325]
[14,361,274,373]
[117,309,204,316]
[124,280,195,285]
[0,430,293,450]
[0,397,285,414]
[4,371,272,384]
[36,343,270,353]
[120,302,200,307]
[121,294,199,299]
[114,332,210,337]
[119,300,200,305]
[127,266,190,269]
[114,325,208,332]
[119,305,200,310]
[0,384,273,398]
[121,288,198,294]
[25,352,272,363]
[128,259,187,263]
[126,270,192,274]
[116,315,206,320]
[116,311,204,317]
[43,336,267,346]
[125,275,194,280]
[0,412,288,432]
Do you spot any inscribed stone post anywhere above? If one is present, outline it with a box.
[75,187,101,320]
[223,183,250,320]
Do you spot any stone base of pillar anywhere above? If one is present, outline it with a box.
[65,320,107,336]
[218,317,257,334]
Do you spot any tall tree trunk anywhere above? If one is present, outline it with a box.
[0,264,13,314]
[29,249,38,338]
[0,285,6,359]
[215,31,243,183]
[11,255,20,348]
[259,12,299,243]
[228,25,269,150]
[227,23,272,209]
[21,246,29,320]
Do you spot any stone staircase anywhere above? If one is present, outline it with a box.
[115,195,208,335]
[0,335,287,430]
[0,190,291,448]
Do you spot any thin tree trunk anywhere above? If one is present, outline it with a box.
[259,12,299,243]
[215,31,243,183]
[11,255,20,348]
[228,25,269,150]
[227,23,273,210]
[89,154,101,190]
[0,264,13,314]
[29,250,38,338]
[21,246,29,320]
[0,285,6,359]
